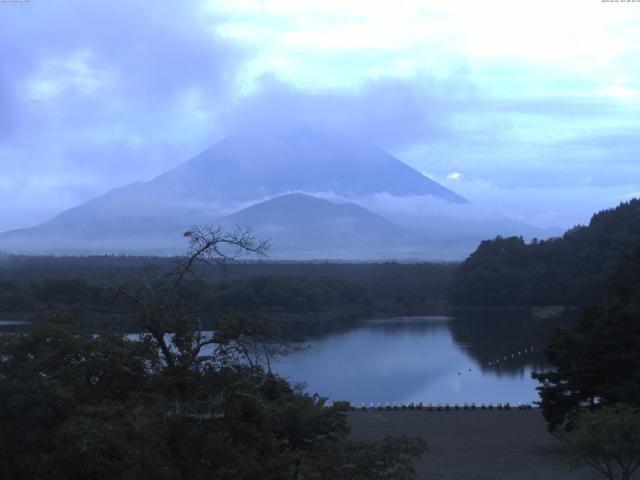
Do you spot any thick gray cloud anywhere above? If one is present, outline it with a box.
[0,0,247,230]
[0,1,639,233]
[224,73,471,146]
[2,0,244,141]
[225,74,640,196]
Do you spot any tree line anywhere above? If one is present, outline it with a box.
[0,259,455,329]
[533,245,640,479]
[449,199,640,306]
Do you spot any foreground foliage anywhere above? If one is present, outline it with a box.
[556,405,640,480]
[533,246,640,431]
[0,227,426,479]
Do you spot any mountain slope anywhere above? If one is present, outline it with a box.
[218,193,417,259]
[0,128,467,256]
[153,129,467,204]
[449,198,640,306]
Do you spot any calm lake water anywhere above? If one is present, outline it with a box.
[271,311,573,406]
[0,320,31,328]
[1,311,573,405]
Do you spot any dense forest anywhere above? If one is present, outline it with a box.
[0,276,372,325]
[534,245,640,431]
[449,199,640,306]
[0,258,455,329]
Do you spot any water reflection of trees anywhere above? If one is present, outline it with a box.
[280,314,450,343]
[280,311,577,381]
[277,311,367,342]
[269,311,576,403]
[448,309,576,377]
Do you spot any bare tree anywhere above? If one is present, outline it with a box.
[114,225,270,369]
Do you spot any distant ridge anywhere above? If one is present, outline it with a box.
[221,192,400,229]
[218,193,418,260]
[0,128,467,257]
[156,128,468,204]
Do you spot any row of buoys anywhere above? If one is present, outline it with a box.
[327,401,534,411]
[487,345,535,366]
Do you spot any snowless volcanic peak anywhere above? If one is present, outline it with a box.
[217,192,418,260]
[0,128,468,256]
[221,192,402,233]
[151,128,468,204]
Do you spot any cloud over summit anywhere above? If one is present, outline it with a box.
[1,0,639,231]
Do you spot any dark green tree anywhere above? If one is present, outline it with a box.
[556,404,640,480]
[449,199,640,307]
[534,246,640,431]
[0,226,426,479]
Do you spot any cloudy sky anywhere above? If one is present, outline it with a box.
[1,0,640,232]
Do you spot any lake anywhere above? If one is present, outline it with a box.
[270,310,573,406]
[3,311,572,406]
[0,320,31,328]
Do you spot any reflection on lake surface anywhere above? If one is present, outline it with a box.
[2,311,573,405]
[0,320,31,328]
[273,311,573,405]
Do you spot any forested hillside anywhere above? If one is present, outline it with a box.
[0,258,455,328]
[534,245,640,430]
[449,199,640,306]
